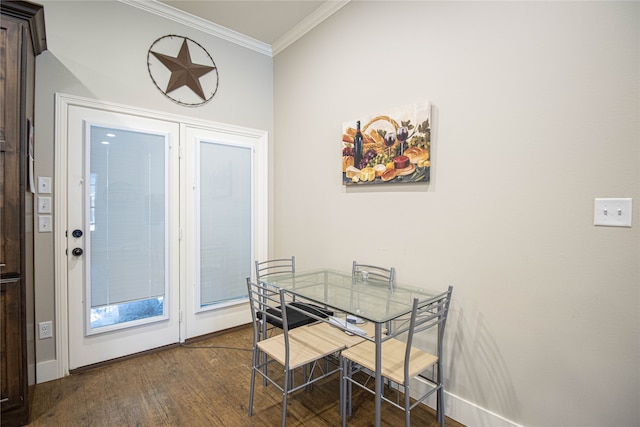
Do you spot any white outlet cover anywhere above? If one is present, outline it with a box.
[594,198,632,227]
[39,321,53,339]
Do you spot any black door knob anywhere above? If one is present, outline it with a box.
[72,248,83,256]
[72,229,83,238]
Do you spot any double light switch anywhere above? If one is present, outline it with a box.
[594,198,632,227]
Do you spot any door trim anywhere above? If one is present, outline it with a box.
[51,93,269,379]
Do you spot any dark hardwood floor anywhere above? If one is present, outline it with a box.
[27,325,465,426]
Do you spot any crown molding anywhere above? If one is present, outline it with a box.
[272,0,350,56]
[120,0,273,56]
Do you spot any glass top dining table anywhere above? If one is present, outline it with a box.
[259,268,443,427]
[261,268,441,324]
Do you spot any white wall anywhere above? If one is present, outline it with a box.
[274,1,639,426]
[33,0,272,370]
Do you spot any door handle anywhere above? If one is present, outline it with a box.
[72,248,83,256]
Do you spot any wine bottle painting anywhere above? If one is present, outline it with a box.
[342,101,431,185]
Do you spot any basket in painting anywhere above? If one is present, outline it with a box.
[361,115,399,155]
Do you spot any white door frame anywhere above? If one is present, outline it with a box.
[51,93,268,379]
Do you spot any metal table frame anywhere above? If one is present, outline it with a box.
[261,268,442,427]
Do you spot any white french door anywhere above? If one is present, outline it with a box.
[66,105,181,369]
[182,127,256,339]
[58,95,267,372]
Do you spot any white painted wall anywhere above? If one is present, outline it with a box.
[33,0,273,370]
[274,1,639,426]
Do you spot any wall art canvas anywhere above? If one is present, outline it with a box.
[342,101,431,185]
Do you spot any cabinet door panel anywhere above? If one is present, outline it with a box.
[0,18,21,275]
[0,277,23,410]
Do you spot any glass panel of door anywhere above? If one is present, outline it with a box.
[197,140,252,309]
[87,125,168,332]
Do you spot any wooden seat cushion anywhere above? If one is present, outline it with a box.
[341,338,438,385]
[257,327,345,369]
[292,321,366,348]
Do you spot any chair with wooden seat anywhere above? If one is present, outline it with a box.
[352,261,395,289]
[255,257,333,338]
[352,261,396,337]
[246,278,345,427]
[340,286,453,427]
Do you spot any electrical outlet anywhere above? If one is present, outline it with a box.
[39,321,53,339]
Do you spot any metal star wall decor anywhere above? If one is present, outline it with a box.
[147,35,219,106]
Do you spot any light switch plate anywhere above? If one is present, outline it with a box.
[38,176,51,194]
[594,198,632,227]
[38,215,52,232]
[38,196,52,214]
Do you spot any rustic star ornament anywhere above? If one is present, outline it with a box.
[147,35,219,106]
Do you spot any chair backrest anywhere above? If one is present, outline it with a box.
[255,256,295,282]
[352,260,395,289]
[403,286,454,379]
[246,277,290,342]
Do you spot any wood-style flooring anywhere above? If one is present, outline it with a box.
[26,325,465,426]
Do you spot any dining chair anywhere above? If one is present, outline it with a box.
[340,286,454,427]
[255,257,334,338]
[352,260,396,337]
[246,278,345,427]
[352,261,396,289]
[254,257,335,389]
[255,256,296,280]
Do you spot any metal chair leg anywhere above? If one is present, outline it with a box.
[342,358,348,426]
[282,368,289,427]
[347,360,353,417]
[249,349,257,416]
[339,356,344,421]
[404,382,411,426]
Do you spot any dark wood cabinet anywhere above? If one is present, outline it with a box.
[0,1,46,425]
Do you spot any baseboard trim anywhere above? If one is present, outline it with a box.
[436,391,523,427]
[36,359,61,384]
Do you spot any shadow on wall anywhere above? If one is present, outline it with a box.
[448,306,521,423]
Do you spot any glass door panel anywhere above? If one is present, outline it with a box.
[88,126,167,332]
[198,141,252,309]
